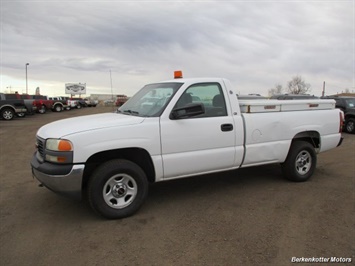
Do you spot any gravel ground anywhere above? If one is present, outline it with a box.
[0,106,354,266]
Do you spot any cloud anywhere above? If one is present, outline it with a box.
[1,1,353,96]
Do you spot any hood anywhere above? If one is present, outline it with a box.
[37,112,145,139]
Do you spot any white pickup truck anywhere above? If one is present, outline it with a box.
[31,74,344,219]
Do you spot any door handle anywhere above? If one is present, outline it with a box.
[221,123,233,132]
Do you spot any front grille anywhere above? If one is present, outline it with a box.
[36,137,45,159]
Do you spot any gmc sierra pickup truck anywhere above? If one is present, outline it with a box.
[31,73,343,219]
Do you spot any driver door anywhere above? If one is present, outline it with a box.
[160,82,236,179]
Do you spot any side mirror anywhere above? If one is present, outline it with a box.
[170,103,205,119]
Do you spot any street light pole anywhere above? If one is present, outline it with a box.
[25,63,29,94]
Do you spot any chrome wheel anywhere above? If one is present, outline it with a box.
[55,105,62,112]
[103,174,138,209]
[346,120,354,133]
[2,109,14,120]
[38,106,46,114]
[295,150,312,175]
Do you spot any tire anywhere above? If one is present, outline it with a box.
[77,104,82,109]
[38,105,46,114]
[17,112,26,118]
[88,159,149,219]
[54,105,62,112]
[281,140,317,182]
[345,118,355,134]
[1,108,15,120]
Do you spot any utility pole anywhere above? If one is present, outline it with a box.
[322,81,325,97]
[25,63,29,94]
[110,70,114,100]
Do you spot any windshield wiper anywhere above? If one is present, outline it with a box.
[122,109,140,116]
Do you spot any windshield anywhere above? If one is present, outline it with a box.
[345,98,355,108]
[117,82,183,117]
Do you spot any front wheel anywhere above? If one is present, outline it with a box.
[87,159,149,219]
[1,108,15,120]
[281,141,317,182]
[345,118,355,134]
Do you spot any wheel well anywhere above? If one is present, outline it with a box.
[292,131,320,149]
[345,114,355,120]
[1,106,15,112]
[82,148,156,189]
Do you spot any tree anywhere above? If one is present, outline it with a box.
[287,76,311,94]
[268,84,283,96]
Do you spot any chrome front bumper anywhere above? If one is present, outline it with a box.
[31,158,85,200]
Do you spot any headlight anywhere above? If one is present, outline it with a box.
[44,139,73,164]
[46,139,73,151]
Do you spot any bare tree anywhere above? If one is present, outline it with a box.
[287,76,311,94]
[268,84,283,96]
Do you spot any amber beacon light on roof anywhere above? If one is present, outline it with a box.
[174,70,183,79]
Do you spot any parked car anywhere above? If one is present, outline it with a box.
[70,97,87,109]
[66,98,78,109]
[29,95,53,114]
[48,97,69,112]
[104,99,115,106]
[115,94,128,107]
[322,96,355,134]
[0,93,27,120]
[84,98,98,107]
[2,93,37,116]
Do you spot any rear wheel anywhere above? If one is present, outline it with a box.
[281,141,317,182]
[345,118,355,134]
[38,105,46,114]
[17,112,26,118]
[54,104,62,112]
[88,159,149,219]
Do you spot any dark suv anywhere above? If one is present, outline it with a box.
[322,96,355,134]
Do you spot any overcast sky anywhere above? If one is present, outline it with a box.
[1,0,354,97]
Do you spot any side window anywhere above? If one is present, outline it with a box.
[334,99,344,109]
[173,83,227,118]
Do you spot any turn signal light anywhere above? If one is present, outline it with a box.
[58,140,72,151]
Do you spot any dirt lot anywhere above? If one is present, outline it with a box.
[0,106,354,266]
